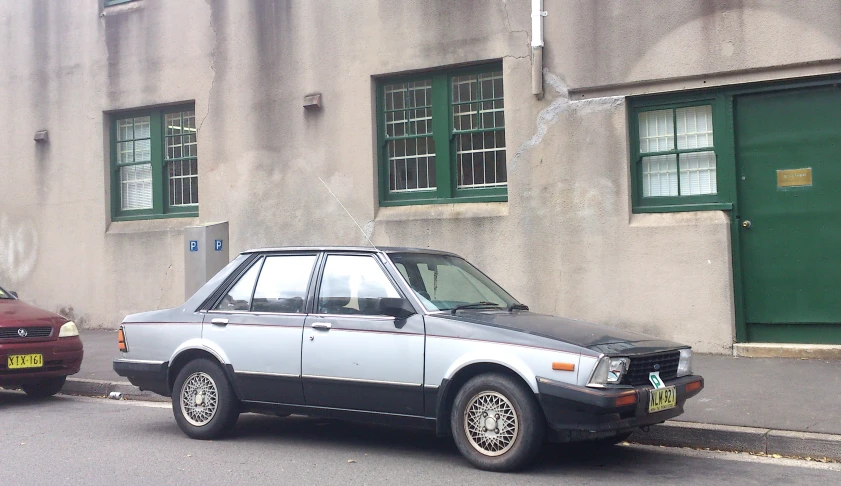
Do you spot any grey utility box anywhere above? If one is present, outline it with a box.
[184,222,230,299]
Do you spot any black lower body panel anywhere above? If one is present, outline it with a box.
[113,359,170,397]
[537,375,704,442]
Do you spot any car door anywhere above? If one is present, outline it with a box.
[301,253,425,416]
[203,253,318,404]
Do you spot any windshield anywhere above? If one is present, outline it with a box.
[387,252,518,312]
[0,287,11,299]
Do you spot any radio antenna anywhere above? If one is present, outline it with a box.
[316,175,378,249]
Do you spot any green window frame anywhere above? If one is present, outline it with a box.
[110,105,199,221]
[629,96,735,212]
[376,63,508,206]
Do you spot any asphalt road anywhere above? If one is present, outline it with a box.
[2,391,839,485]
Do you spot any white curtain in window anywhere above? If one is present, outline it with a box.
[676,106,713,149]
[641,154,678,197]
[679,151,717,195]
[120,164,153,210]
[638,109,674,153]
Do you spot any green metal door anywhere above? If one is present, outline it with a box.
[736,86,841,343]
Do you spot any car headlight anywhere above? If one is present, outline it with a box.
[59,321,79,338]
[677,348,693,377]
[588,356,630,387]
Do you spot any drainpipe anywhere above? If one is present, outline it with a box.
[531,0,546,100]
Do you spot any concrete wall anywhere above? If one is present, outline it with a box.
[2,0,841,353]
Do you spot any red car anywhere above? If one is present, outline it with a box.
[0,285,83,398]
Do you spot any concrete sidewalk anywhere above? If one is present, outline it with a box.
[66,330,841,461]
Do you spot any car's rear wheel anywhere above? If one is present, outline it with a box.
[450,373,545,471]
[172,359,239,439]
[21,376,66,398]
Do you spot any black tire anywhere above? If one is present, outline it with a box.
[450,373,545,472]
[21,376,66,398]
[171,359,239,440]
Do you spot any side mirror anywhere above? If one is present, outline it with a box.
[379,297,416,319]
[9,291,18,298]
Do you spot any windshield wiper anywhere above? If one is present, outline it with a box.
[450,302,503,315]
[507,303,529,312]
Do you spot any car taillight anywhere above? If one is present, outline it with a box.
[118,327,128,352]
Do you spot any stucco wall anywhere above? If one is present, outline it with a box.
[2,0,840,352]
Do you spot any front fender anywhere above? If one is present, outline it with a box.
[442,351,539,393]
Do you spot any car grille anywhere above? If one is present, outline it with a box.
[622,351,681,386]
[0,326,53,339]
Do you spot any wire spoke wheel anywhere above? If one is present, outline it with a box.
[463,391,519,457]
[180,371,219,427]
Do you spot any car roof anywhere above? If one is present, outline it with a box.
[240,246,459,256]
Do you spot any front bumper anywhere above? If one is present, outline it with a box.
[537,374,704,442]
[0,336,84,386]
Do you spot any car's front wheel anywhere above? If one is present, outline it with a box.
[21,376,66,398]
[172,359,239,439]
[450,373,545,471]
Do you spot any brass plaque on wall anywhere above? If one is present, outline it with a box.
[777,168,812,188]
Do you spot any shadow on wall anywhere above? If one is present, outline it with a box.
[0,214,39,285]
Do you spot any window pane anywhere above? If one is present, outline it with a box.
[317,255,400,316]
[388,137,435,193]
[251,255,317,313]
[679,151,717,195]
[117,141,134,164]
[214,261,262,312]
[452,71,506,190]
[638,109,674,153]
[384,80,431,138]
[676,105,714,150]
[134,138,151,162]
[641,154,678,197]
[120,163,153,210]
[117,119,133,141]
[456,129,506,189]
[165,109,199,206]
[133,117,151,138]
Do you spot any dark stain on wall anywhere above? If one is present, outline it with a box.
[251,0,292,153]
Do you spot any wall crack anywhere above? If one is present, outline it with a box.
[199,0,218,134]
[511,70,624,166]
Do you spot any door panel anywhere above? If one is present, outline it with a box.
[301,253,425,415]
[736,86,841,342]
[202,254,318,403]
[204,316,305,403]
[302,314,425,414]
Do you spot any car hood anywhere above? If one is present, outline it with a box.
[0,298,65,327]
[442,310,686,354]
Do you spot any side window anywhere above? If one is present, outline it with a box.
[251,255,317,314]
[213,260,262,311]
[317,255,400,316]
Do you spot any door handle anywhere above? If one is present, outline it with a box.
[211,318,229,326]
[311,322,332,330]
[742,220,752,229]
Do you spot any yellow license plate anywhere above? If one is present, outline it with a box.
[7,354,44,370]
[648,385,676,413]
